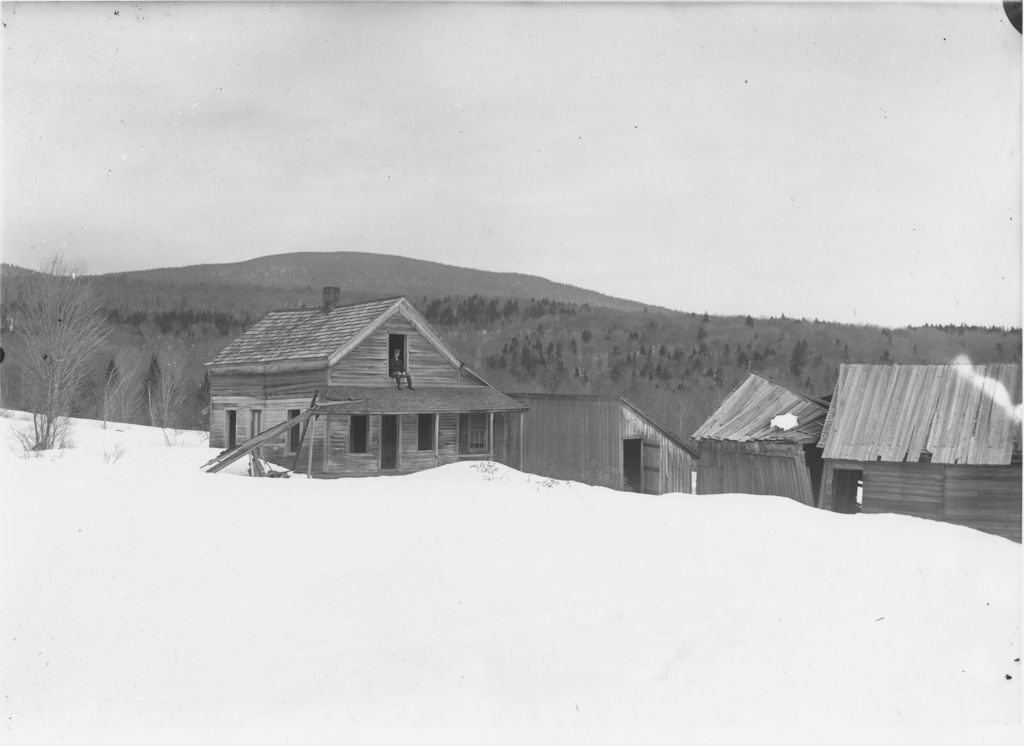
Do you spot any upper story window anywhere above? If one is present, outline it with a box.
[388,334,407,373]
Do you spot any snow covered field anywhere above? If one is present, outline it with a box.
[1,411,1021,745]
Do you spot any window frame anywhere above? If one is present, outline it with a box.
[417,413,435,451]
[286,409,302,453]
[349,414,369,454]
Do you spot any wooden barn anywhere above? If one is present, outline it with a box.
[691,374,829,505]
[507,393,697,494]
[817,363,1022,542]
[206,290,527,477]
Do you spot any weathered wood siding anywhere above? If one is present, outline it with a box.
[328,316,478,387]
[820,460,1022,542]
[324,413,381,476]
[516,396,694,494]
[620,403,694,494]
[210,368,326,398]
[318,411,466,476]
[861,462,944,521]
[492,411,523,470]
[696,441,815,505]
[211,394,325,471]
[943,465,1022,542]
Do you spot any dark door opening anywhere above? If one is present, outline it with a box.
[623,438,643,493]
[804,445,825,506]
[831,468,863,514]
[381,414,399,470]
[226,410,237,450]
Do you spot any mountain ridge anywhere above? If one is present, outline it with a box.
[73,251,651,313]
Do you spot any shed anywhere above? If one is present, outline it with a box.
[692,374,829,505]
[817,363,1022,541]
[206,291,527,477]
[508,393,697,494]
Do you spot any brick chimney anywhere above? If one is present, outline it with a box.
[322,286,340,312]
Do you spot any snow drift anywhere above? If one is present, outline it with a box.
[0,412,1020,745]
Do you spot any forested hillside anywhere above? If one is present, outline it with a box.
[2,259,1020,442]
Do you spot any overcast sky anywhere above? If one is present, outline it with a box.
[1,1,1020,327]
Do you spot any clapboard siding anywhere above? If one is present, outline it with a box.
[820,460,1021,541]
[399,413,439,472]
[513,394,694,494]
[210,368,326,398]
[328,316,476,387]
[861,462,944,520]
[939,465,1021,541]
[438,413,459,459]
[324,413,380,476]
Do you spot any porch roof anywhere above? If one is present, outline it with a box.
[319,386,528,415]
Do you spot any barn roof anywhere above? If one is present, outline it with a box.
[818,363,1022,465]
[320,386,528,414]
[209,297,403,366]
[691,374,829,444]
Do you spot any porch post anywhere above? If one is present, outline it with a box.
[306,414,317,478]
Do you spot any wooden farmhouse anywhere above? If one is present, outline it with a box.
[206,290,527,477]
[691,374,828,505]
[508,393,697,494]
[817,363,1022,541]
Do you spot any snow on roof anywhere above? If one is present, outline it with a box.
[692,374,828,444]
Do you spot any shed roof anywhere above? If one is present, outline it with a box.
[691,374,829,444]
[209,297,403,366]
[818,363,1022,465]
[318,386,527,414]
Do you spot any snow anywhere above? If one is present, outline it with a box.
[1,411,1021,745]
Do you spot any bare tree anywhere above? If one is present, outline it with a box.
[145,341,193,429]
[100,348,146,427]
[15,255,109,449]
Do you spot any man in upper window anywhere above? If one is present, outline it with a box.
[389,348,414,390]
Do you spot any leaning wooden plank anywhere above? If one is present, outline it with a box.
[289,392,321,472]
[201,409,315,474]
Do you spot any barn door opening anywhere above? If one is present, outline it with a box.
[381,414,399,471]
[642,439,661,494]
[226,410,237,450]
[831,468,862,513]
[623,438,643,492]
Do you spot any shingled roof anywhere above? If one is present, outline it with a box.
[818,363,1022,465]
[691,374,829,444]
[208,297,404,366]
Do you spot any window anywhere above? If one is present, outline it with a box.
[350,414,369,454]
[388,334,407,373]
[418,413,435,451]
[468,412,487,452]
[287,409,301,453]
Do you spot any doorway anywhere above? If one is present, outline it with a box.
[381,414,399,470]
[831,468,863,513]
[226,410,237,449]
[623,438,642,492]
